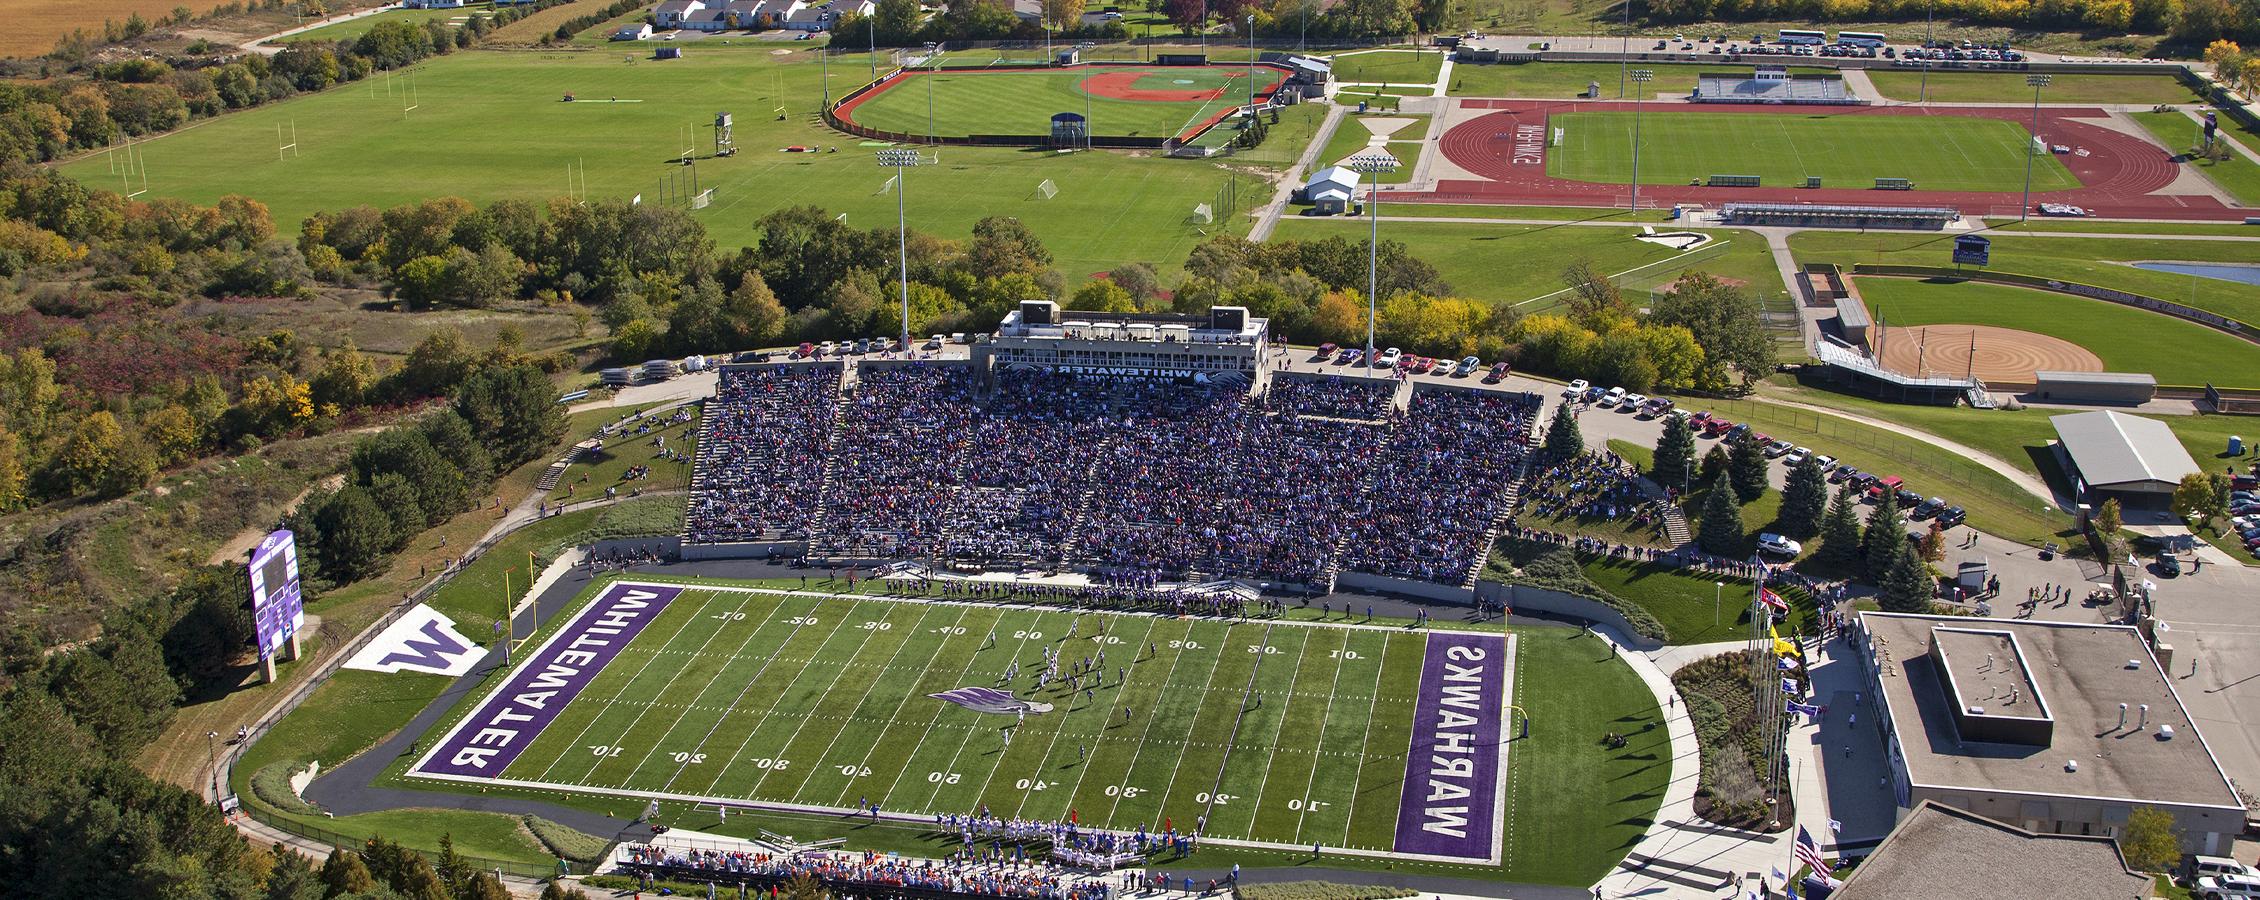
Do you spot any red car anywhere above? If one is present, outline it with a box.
[1482,361,1512,383]
[1702,419,1735,437]
[1411,356,1437,374]
[1316,342,1338,360]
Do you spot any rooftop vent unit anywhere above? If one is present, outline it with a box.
[2126,659,2142,669]
[2065,759,2079,772]
[2159,724,2176,740]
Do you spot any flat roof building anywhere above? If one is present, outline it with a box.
[1832,801,2153,900]
[980,302,1268,388]
[2033,371,2159,407]
[1855,612,2244,855]
[2050,409,2199,503]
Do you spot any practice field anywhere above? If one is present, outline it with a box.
[57,51,1257,277]
[837,65,1282,141]
[1547,110,2079,192]
[408,582,1516,864]
[1863,70,2200,106]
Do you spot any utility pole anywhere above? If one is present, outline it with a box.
[878,149,924,351]
[2020,73,2051,222]
[1348,151,1401,363]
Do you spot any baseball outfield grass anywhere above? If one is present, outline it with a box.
[1788,230,2260,325]
[1548,110,2079,192]
[1845,276,2260,385]
[57,50,1259,277]
[1269,219,1780,310]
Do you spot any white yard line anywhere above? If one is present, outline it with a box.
[1287,632,1352,840]
[777,603,948,803]
[1099,623,1209,827]
[740,600,896,800]
[613,592,792,786]
[823,604,974,807]
[531,590,732,784]
[866,609,1017,810]
[1031,616,1162,818]
[913,617,1049,812]
[1240,628,1319,837]
[698,602,861,795]
[570,591,766,788]
[656,598,830,794]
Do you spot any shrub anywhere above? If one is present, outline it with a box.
[577,495,686,545]
[1237,883,1418,900]
[1484,539,1668,641]
[250,760,322,815]
[521,815,609,863]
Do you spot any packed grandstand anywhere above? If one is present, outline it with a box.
[683,362,1541,587]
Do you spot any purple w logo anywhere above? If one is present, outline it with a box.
[374,619,475,670]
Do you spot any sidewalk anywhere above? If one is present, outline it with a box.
[247,2,402,55]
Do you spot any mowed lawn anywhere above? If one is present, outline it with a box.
[475,588,1433,852]
[57,50,1253,277]
[1864,70,2201,105]
[1326,49,1447,85]
[1272,219,1781,309]
[1549,110,2078,192]
[2129,110,2260,207]
[1789,230,2260,326]
[1848,276,2260,386]
[1446,62,1831,99]
[270,5,486,44]
[845,66,1257,140]
[1312,113,1431,184]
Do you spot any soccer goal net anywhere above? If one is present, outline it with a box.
[1190,202,1213,225]
[1034,178,1058,200]
[690,188,714,210]
[876,174,897,195]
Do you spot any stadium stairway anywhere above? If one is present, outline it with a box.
[803,386,857,538]
[1662,505,1694,546]
[1459,456,1533,590]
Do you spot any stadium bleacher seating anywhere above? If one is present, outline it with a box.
[1707,174,1762,187]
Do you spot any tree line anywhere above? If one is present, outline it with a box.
[1637,0,2249,47]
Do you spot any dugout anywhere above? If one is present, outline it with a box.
[2032,371,2157,406]
[1050,112,1088,145]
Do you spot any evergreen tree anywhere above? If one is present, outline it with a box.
[321,850,376,896]
[1861,487,1905,581]
[1651,413,1696,493]
[264,846,324,900]
[1697,476,1746,556]
[1779,454,1827,538]
[310,485,392,582]
[1699,443,1729,487]
[1727,432,1769,503]
[453,363,565,470]
[1878,542,1934,613]
[539,880,593,900]
[1818,486,1863,571]
[434,833,469,896]
[460,872,512,900]
[1543,406,1584,460]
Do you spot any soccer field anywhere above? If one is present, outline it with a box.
[1547,110,2080,192]
[842,66,1268,141]
[410,581,1516,864]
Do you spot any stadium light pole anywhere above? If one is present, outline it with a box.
[206,731,220,800]
[1247,15,1256,118]
[867,16,877,78]
[1714,581,1723,627]
[1918,0,1935,103]
[878,149,924,353]
[1629,69,1652,213]
[1348,150,1401,364]
[1618,0,1632,98]
[2020,73,2051,223]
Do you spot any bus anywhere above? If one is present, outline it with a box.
[1776,29,1827,45]
[1835,31,1888,47]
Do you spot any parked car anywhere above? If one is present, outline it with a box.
[1757,533,1803,557]
[1599,386,1627,407]
[1784,447,1811,465]
[1374,347,1403,368]
[1413,356,1438,375]
[1483,361,1513,383]
[1316,342,1338,359]
[1337,347,1360,364]
[1690,411,1712,428]
[817,340,837,357]
[1565,379,1591,397]
[1622,393,1649,411]
[1814,454,1838,472]
[1763,439,1794,458]
[1866,474,1903,500]
[1911,497,1947,519]
[1456,356,1484,376]
[2157,553,2183,578]
[1895,487,1924,509]
[1830,465,1861,484]
[1936,506,1967,528]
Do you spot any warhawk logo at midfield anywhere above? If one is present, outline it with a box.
[930,687,1054,716]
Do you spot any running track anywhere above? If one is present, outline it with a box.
[1410,100,2260,221]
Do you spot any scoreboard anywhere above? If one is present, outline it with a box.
[249,529,305,661]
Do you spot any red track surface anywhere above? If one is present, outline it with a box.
[1411,100,2260,221]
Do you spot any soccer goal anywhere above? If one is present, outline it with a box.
[1190,202,1214,225]
[1033,178,1058,200]
[690,188,714,210]
[875,174,898,195]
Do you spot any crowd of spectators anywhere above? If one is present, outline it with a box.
[1520,451,1671,543]
[685,364,842,543]
[688,362,1539,587]
[620,845,1113,900]
[1339,389,1541,584]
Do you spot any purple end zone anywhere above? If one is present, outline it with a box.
[413,583,683,779]
[1392,631,1508,861]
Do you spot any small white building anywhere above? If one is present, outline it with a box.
[403,0,466,8]
[782,6,829,30]
[654,0,709,28]
[612,22,654,40]
[1303,165,1361,215]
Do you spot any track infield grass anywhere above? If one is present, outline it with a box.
[2129,110,2260,208]
[1863,70,2202,106]
[1845,276,2260,385]
[1548,110,2078,192]
[57,51,1258,278]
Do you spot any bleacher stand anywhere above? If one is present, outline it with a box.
[1338,389,1541,583]
[1693,69,1865,105]
[684,364,842,543]
[1719,202,1958,230]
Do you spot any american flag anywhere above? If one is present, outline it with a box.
[1795,826,1834,878]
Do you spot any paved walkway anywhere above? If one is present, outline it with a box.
[246,2,402,55]
[1746,391,2062,507]
[1250,103,1347,242]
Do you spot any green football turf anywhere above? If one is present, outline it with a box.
[464,585,1459,854]
[844,66,1259,141]
[1862,70,2201,106]
[56,51,1259,277]
[1547,110,2079,192]
[1845,276,2260,385]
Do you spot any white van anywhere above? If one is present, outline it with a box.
[2197,873,2260,900]
[2188,856,2257,886]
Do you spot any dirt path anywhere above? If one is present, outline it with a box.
[204,474,344,565]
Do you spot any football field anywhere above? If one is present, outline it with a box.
[1547,110,2081,192]
[409,581,1516,864]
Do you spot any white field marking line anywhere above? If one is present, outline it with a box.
[1018,614,1162,820]
[655,596,835,795]
[1287,629,1352,841]
[1229,623,1310,837]
[699,599,861,796]
[913,611,1050,812]
[973,609,1099,819]
[775,602,950,803]
[571,590,766,789]
[1158,620,1258,830]
[532,590,732,784]
[1044,615,1157,814]
[823,604,975,807]
[1499,632,1522,869]
[613,592,797,786]
[864,607,1011,810]
[1097,619,1206,828]
[1773,117,1813,183]
[741,599,898,800]
[1338,630,1408,847]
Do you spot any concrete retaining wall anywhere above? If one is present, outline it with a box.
[680,539,808,561]
[1475,580,1665,650]
[1334,571,1475,604]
